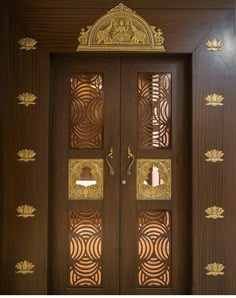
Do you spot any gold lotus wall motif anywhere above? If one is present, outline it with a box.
[15,260,35,274]
[69,159,103,200]
[205,39,224,51]
[17,149,36,162]
[205,263,225,276]
[205,94,224,106]
[17,93,37,106]
[205,149,224,162]
[18,37,37,50]
[137,159,171,200]
[205,206,224,219]
[77,3,165,52]
[16,205,36,218]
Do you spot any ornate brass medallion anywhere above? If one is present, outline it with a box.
[77,3,165,52]
[137,159,171,200]
[69,159,103,200]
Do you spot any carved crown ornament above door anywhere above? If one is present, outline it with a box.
[76,3,165,52]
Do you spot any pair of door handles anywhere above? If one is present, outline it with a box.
[105,147,135,176]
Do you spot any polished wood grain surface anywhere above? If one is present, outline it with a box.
[1,0,236,294]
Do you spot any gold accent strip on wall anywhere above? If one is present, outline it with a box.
[205,94,224,106]
[205,39,224,51]
[18,38,37,50]
[205,263,225,276]
[17,93,37,106]
[17,149,36,162]
[205,149,224,162]
[15,260,35,274]
[16,205,36,218]
[205,206,224,219]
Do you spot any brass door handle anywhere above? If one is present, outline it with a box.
[127,147,135,176]
[105,147,115,176]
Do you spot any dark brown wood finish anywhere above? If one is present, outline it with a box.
[120,56,191,294]
[1,0,236,295]
[15,0,235,10]
[50,55,120,294]
[192,23,236,294]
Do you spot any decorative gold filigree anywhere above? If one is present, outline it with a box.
[205,206,224,219]
[17,149,36,162]
[16,205,36,218]
[205,150,224,162]
[17,93,37,106]
[205,39,224,51]
[77,3,165,52]
[205,263,225,276]
[18,38,37,50]
[137,159,171,200]
[205,94,224,106]
[69,159,103,200]
[15,260,35,274]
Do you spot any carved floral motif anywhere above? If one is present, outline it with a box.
[77,3,165,51]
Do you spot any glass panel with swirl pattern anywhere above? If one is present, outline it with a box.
[138,210,171,287]
[69,210,102,287]
[138,73,171,149]
[70,73,104,148]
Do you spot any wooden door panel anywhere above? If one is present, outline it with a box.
[50,55,120,294]
[120,56,191,294]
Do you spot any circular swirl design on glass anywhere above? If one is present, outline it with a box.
[69,211,102,287]
[138,210,170,287]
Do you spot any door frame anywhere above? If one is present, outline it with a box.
[1,1,236,294]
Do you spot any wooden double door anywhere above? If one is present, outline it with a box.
[50,54,191,294]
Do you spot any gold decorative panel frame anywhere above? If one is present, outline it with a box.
[77,3,165,52]
[69,159,103,200]
[137,159,171,200]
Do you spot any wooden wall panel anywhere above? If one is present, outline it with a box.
[14,8,232,53]
[1,0,235,294]
[192,21,236,294]
[16,0,235,9]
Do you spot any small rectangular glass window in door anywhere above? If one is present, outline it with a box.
[138,73,171,149]
[70,73,104,148]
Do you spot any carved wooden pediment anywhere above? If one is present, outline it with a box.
[77,3,165,52]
